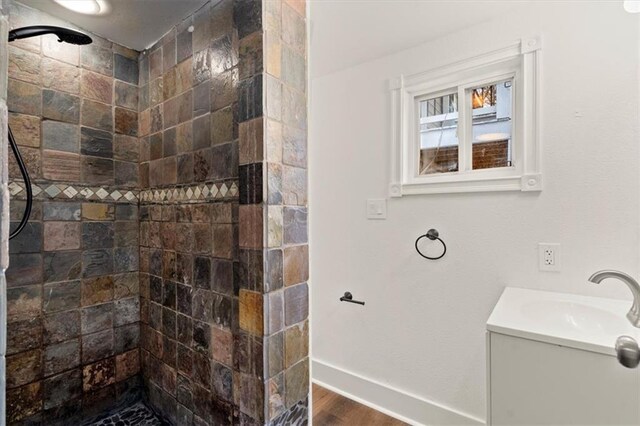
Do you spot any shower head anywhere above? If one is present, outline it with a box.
[8,26,92,45]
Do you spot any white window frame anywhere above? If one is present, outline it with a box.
[389,37,542,196]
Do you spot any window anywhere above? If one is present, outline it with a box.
[390,37,542,196]
[419,91,459,175]
[470,80,512,171]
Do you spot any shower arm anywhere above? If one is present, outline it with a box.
[8,26,60,41]
[8,25,92,44]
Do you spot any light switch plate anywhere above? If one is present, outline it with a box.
[366,199,387,220]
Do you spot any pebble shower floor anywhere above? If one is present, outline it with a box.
[82,402,170,426]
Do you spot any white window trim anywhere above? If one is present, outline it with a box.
[389,37,542,196]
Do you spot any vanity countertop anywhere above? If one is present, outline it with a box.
[487,287,640,356]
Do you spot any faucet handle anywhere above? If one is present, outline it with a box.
[615,335,640,368]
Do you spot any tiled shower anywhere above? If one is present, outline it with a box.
[0,0,309,424]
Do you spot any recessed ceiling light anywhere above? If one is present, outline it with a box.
[624,0,640,13]
[53,0,110,15]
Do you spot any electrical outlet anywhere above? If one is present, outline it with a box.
[539,243,561,272]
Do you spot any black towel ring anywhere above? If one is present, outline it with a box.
[415,228,447,260]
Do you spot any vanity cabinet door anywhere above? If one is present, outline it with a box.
[489,332,640,425]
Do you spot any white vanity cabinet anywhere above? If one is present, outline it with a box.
[486,288,640,426]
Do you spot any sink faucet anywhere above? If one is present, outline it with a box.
[588,270,640,328]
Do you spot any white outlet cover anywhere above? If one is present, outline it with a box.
[538,243,561,272]
[366,199,387,219]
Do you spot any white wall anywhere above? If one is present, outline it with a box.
[309,1,640,423]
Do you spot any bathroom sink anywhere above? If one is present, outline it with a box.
[487,288,640,356]
[521,300,622,335]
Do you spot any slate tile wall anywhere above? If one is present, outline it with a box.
[138,0,308,424]
[260,0,309,423]
[5,3,141,424]
[137,1,249,424]
[138,202,240,425]
[3,1,308,425]
[1,0,10,424]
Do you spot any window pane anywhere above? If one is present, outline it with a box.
[419,92,459,175]
[471,79,513,170]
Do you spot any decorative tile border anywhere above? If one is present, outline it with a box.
[139,181,239,204]
[8,181,139,203]
[8,180,240,204]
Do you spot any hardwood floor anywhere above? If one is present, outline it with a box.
[312,383,408,426]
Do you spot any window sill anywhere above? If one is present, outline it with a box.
[389,173,542,196]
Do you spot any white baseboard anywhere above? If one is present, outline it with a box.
[312,359,484,426]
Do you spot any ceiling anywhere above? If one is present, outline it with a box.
[19,0,208,50]
[17,0,522,67]
[309,0,522,78]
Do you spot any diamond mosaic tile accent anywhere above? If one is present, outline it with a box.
[7,180,237,205]
[8,182,23,196]
[63,186,78,198]
[81,188,94,198]
[45,185,61,197]
[8,181,140,203]
[96,188,110,199]
[139,181,238,204]
[229,182,238,197]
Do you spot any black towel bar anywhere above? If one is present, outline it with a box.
[340,291,365,305]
